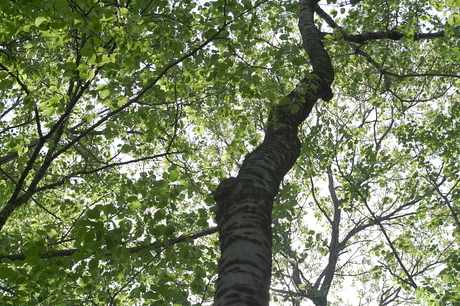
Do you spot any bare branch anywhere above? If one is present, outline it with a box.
[320,30,449,44]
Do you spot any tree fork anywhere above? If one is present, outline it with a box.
[213,0,334,305]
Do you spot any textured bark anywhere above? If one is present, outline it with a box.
[213,1,334,305]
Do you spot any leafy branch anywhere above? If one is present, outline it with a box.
[0,227,217,262]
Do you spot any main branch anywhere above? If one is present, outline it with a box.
[212,1,334,305]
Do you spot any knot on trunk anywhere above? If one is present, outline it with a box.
[212,177,244,224]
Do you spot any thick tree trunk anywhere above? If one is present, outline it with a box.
[213,1,333,305]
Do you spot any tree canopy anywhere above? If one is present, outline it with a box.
[0,0,459,305]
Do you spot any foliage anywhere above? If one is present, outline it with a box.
[0,0,459,305]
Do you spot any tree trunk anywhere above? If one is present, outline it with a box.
[213,1,334,305]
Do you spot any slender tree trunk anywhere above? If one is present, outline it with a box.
[213,1,334,305]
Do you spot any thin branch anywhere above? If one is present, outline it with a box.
[0,227,218,261]
[425,174,460,230]
[315,5,460,80]
[306,167,333,225]
[109,249,163,305]
[0,284,17,297]
[320,30,449,44]
[316,166,341,295]
[35,151,184,193]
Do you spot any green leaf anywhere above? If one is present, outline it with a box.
[0,267,14,279]
[0,79,13,90]
[446,0,460,8]
[88,258,99,272]
[143,291,157,299]
[35,16,48,27]
[119,7,129,15]
[117,97,129,107]
[99,88,110,99]
[72,251,91,261]
[80,40,94,57]
[87,208,100,220]
[448,14,460,26]
[169,169,179,182]
[279,97,291,105]
[129,201,141,210]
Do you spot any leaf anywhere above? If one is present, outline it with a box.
[0,79,13,90]
[143,291,157,299]
[279,97,291,105]
[446,0,460,8]
[88,258,99,272]
[87,208,100,220]
[117,97,129,107]
[169,169,179,182]
[72,251,91,261]
[119,7,129,15]
[448,14,460,26]
[290,103,300,114]
[80,40,94,57]
[194,125,205,134]
[35,16,47,27]
[76,63,89,71]
[99,88,110,98]
[129,201,141,210]
[0,267,14,279]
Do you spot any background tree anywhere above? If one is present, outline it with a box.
[0,0,459,306]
